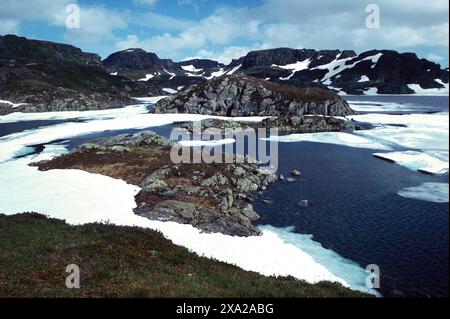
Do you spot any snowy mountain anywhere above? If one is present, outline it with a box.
[103,47,449,95]
[230,48,449,95]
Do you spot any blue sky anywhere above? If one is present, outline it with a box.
[0,0,448,66]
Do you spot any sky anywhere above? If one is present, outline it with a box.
[0,0,448,66]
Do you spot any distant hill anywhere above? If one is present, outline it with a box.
[104,47,449,95]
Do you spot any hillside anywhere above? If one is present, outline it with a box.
[0,35,142,114]
[0,213,368,298]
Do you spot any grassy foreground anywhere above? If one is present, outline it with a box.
[0,213,368,298]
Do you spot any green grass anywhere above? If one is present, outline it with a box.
[0,213,370,298]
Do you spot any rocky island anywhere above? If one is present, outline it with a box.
[154,74,357,133]
[36,131,279,237]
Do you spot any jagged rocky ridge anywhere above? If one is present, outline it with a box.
[103,47,449,95]
[36,131,279,237]
[153,75,355,117]
[0,35,149,114]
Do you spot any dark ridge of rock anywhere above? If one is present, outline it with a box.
[239,48,357,70]
[36,131,278,237]
[103,48,180,78]
[178,58,225,70]
[230,48,448,95]
[258,115,355,133]
[153,74,355,117]
[0,35,141,114]
[0,34,101,66]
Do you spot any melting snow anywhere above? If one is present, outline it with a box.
[138,74,154,81]
[275,59,311,80]
[358,75,370,83]
[164,69,176,80]
[407,79,449,95]
[162,88,178,94]
[397,183,449,203]
[262,132,391,150]
[181,65,203,72]
[0,99,27,108]
[373,150,448,175]
[205,68,226,80]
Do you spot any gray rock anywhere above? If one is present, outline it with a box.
[154,200,197,220]
[297,200,309,207]
[232,166,246,176]
[219,188,234,211]
[141,168,172,187]
[241,204,261,221]
[291,169,301,176]
[153,75,355,117]
[201,173,229,187]
[236,178,259,192]
[111,145,130,153]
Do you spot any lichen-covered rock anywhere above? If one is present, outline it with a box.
[154,75,355,117]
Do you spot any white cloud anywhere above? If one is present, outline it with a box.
[194,44,271,64]
[133,0,158,6]
[0,0,127,45]
[0,19,20,34]
[427,53,444,62]
[114,0,448,64]
[62,6,127,44]
[132,12,195,31]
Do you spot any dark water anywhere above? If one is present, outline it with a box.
[0,119,84,137]
[252,95,449,297]
[254,142,449,297]
[345,95,449,114]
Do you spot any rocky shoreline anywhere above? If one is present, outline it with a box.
[180,116,358,135]
[35,131,286,237]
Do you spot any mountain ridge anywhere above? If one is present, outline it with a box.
[103,46,449,95]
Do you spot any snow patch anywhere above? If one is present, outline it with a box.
[181,65,203,72]
[162,88,178,94]
[363,87,378,95]
[205,68,226,80]
[178,138,235,147]
[134,96,168,104]
[164,69,176,80]
[138,74,154,81]
[397,183,449,203]
[226,64,242,75]
[358,75,370,83]
[260,225,379,296]
[407,80,449,95]
[276,59,311,80]
[262,132,391,150]
[0,99,27,108]
[373,150,449,175]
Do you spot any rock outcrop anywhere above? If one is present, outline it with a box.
[153,75,355,117]
[36,131,278,237]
